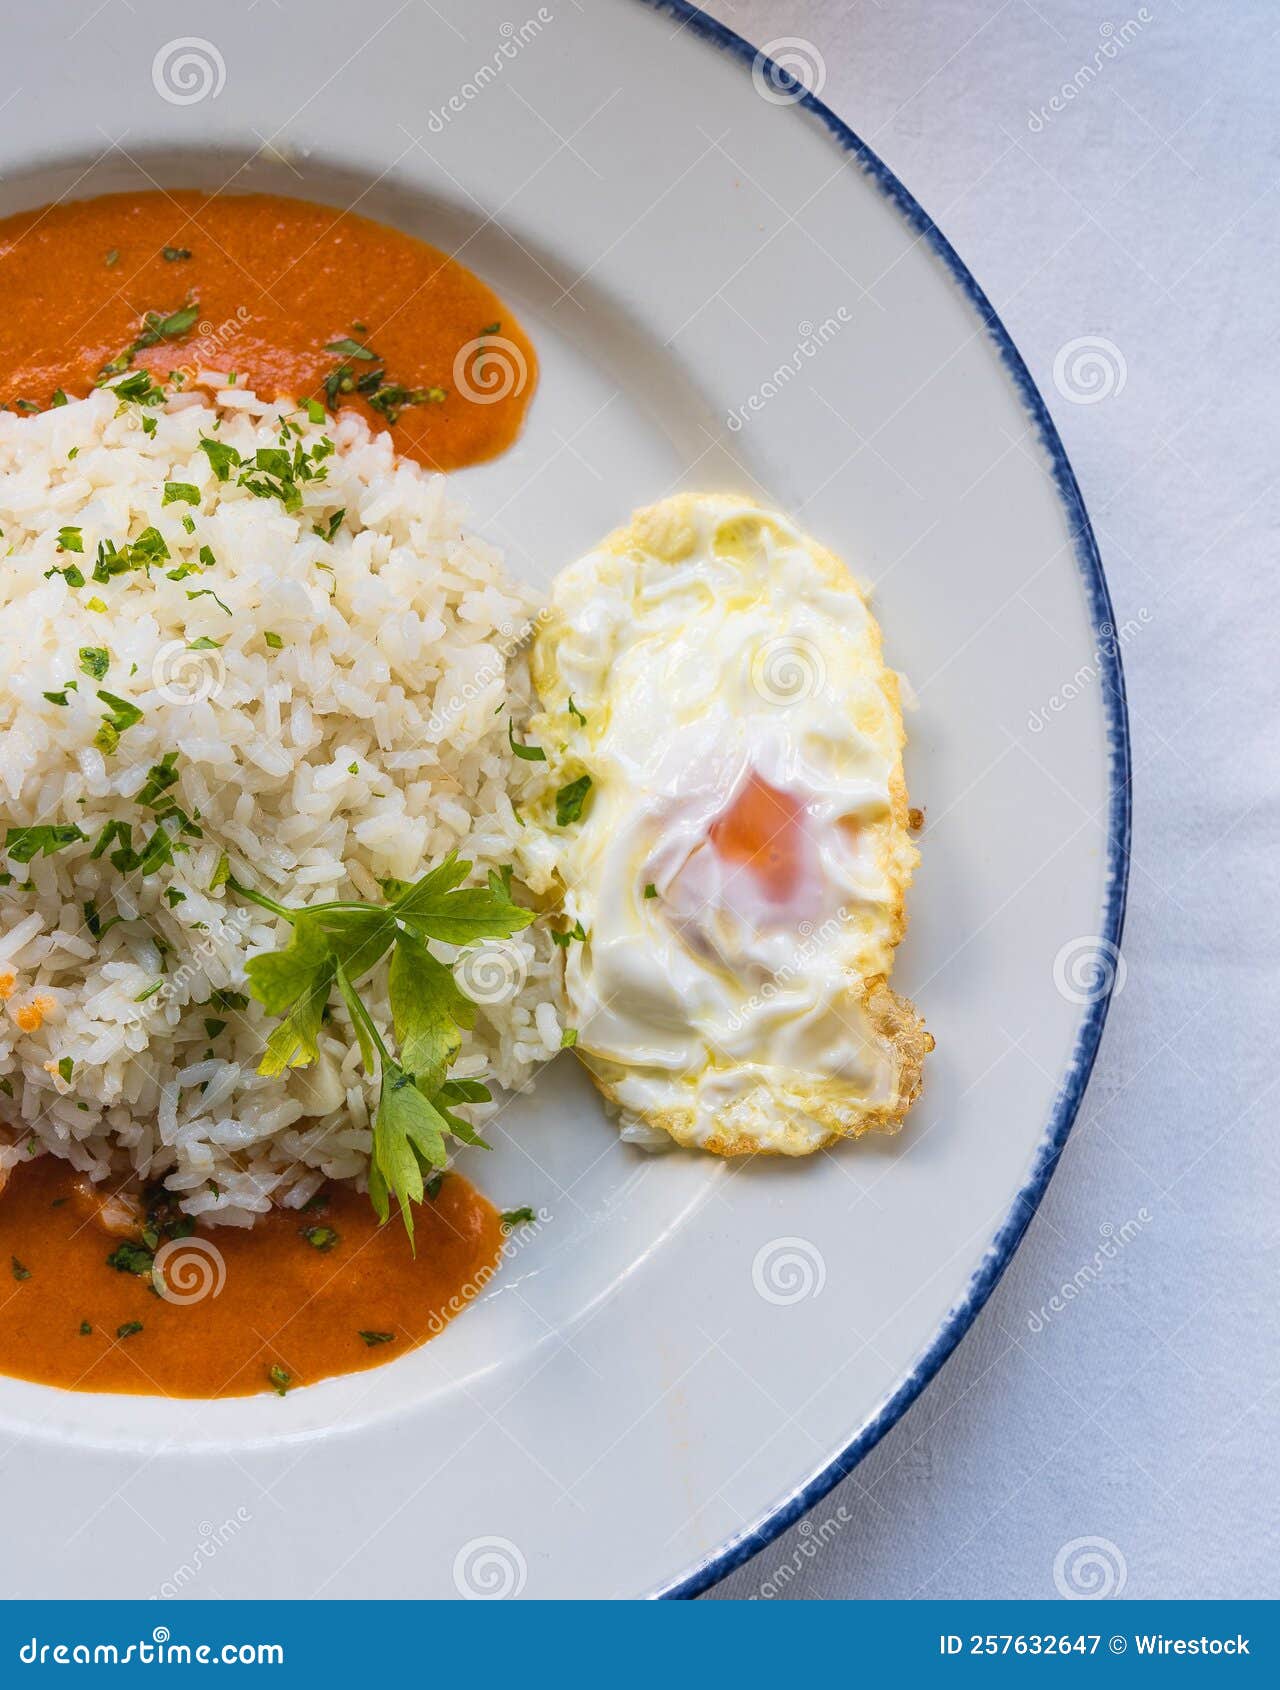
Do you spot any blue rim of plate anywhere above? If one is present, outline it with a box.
[640,0,1134,1601]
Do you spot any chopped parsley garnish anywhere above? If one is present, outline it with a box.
[78,646,110,681]
[320,335,445,424]
[264,631,284,649]
[111,368,167,408]
[165,888,186,908]
[209,853,231,891]
[300,1224,339,1252]
[90,526,170,586]
[99,298,199,382]
[162,482,200,507]
[105,248,119,268]
[79,1320,92,1336]
[134,301,199,350]
[507,719,545,762]
[162,246,192,262]
[324,337,378,361]
[561,1027,578,1048]
[188,635,222,651]
[644,883,658,899]
[134,981,163,1004]
[203,1018,227,1039]
[268,1364,292,1396]
[551,920,587,948]
[358,1331,395,1346]
[136,753,181,808]
[115,1321,144,1340]
[106,1241,155,1277]
[185,587,231,616]
[43,690,71,707]
[312,508,345,543]
[237,438,333,516]
[11,1256,31,1282]
[232,852,533,1241]
[555,775,592,827]
[83,900,122,939]
[57,526,84,554]
[5,824,88,863]
[57,1056,74,1083]
[500,1207,536,1231]
[366,382,445,423]
[93,690,144,755]
[44,562,87,588]
[567,696,586,726]
[198,437,240,482]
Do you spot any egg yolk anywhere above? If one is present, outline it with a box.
[708,773,808,904]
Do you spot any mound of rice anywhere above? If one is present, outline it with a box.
[0,383,562,1224]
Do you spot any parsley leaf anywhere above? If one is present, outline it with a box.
[555,774,592,827]
[387,931,473,1091]
[199,437,241,482]
[507,718,545,762]
[5,824,87,863]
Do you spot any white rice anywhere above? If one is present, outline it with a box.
[0,384,561,1224]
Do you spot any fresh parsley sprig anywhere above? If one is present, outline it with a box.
[232,854,532,1243]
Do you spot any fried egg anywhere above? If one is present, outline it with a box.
[524,493,930,1156]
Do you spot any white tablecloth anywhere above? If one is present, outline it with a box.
[701,0,1276,1601]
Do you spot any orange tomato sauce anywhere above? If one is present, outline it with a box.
[0,1156,504,1398]
[0,190,536,471]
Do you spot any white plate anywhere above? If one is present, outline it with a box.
[0,0,1127,1599]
